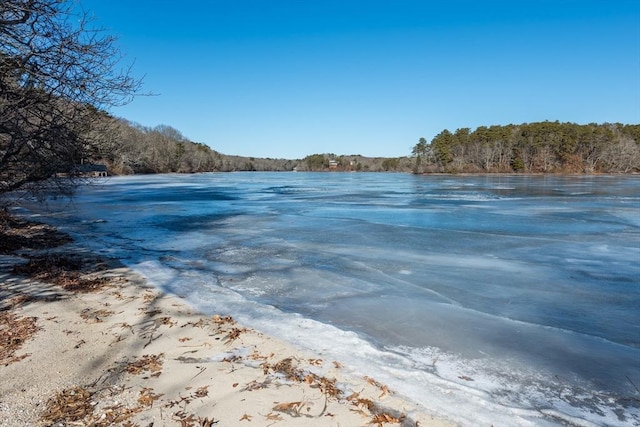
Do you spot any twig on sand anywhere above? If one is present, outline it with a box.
[190,366,207,381]
[143,331,162,349]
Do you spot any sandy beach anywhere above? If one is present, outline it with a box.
[0,214,454,427]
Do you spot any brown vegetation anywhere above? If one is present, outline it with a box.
[11,254,111,292]
[0,211,72,254]
[0,310,39,365]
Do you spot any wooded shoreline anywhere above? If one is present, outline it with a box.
[85,120,639,176]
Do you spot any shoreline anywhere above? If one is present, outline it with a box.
[0,215,454,426]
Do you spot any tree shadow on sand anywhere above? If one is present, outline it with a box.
[1,214,425,427]
[0,216,117,368]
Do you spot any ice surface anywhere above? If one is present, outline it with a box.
[24,172,640,426]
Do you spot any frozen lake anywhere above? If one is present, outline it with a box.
[24,172,640,426]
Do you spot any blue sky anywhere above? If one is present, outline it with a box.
[80,0,640,159]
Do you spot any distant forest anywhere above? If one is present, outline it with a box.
[94,117,639,175]
[92,115,415,174]
[413,122,640,174]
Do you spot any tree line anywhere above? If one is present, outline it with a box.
[96,107,639,178]
[37,113,640,178]
[2,1,639,207]
[84,118,640,176]
[412,122,640,174]
[91,116,416,174]
[301,153,413,172]
[92,115,300,174]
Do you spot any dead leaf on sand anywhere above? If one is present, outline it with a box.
[364,376,393,397]
[40,387,93,424]
[2,294,33,310]
[223,327,248,343]
[182,318,212,329]
[242,379,272,391]
[263,357,342,398]
[142,291,156,303]
[0,212,72,254]
[0,311,39,365]
[265,412,284,421]
[348,394,376,414]
[212,314,235,325]
[194,385,209,398]
[273,401,304,417]
[370,412,406,426]
[125,353,164,375]
[198,417,219,426]
[137,387,164,407]
[11,254,111,293]
[159,316,177,327]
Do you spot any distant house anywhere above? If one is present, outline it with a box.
[328,160,339,170]
[76,163,108,177]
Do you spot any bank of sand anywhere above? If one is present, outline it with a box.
[0,217,454,427]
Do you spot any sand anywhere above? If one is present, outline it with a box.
[0,219,455,427]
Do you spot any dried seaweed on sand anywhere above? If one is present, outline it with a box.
[0,311,39,365]
[124,353,164,376]
[11,254,110,293]
[0,212,72,254]
[40,387,93,425]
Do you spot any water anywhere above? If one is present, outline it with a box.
[21,173,640,426]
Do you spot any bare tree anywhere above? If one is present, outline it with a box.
[601,136,640,173]
[0,0,142,199]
